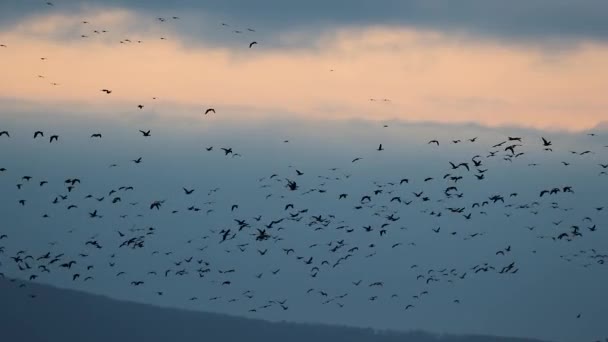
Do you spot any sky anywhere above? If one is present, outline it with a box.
[0,2,608,342]
[1,1,608,131]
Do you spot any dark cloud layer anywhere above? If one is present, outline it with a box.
[1,0,608,44]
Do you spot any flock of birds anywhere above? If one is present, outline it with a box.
[1,3,608,342]
[1,1,258,51]
[3,128,607,341]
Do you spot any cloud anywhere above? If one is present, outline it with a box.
[593,121,608,131]
[1,8,608,132]
[2,0,608,45]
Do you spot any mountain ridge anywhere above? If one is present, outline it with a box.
[0,277,552,342]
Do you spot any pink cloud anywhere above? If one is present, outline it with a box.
[1,9,607,132]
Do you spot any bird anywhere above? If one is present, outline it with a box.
[204,108,216,115]
[249,41,258,48]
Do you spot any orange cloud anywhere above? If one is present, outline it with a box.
[1,9,607,131]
